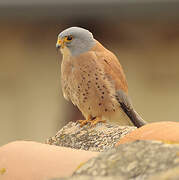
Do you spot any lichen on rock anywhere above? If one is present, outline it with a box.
[46,121,136,152]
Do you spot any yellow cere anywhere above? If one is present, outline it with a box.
[57,39,62,44]
[0,168,6,175]
[57,39,65,48]
[57,35,73,49]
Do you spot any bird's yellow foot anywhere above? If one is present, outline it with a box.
[78,117,106,127]
[78,119,91,127]
[90,117,106,126]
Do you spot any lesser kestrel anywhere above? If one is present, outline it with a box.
[56,27,146,127]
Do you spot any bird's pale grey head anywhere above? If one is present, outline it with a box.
[56,27,96,56]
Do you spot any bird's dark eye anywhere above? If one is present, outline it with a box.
[66,35,73,41]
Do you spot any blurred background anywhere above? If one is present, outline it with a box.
[0,0,179,146]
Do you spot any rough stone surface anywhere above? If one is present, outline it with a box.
[73,141,179,179]
[46,121,136,152]
[147,166,179,180]
[51,141,179,180]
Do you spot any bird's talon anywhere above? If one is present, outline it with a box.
[78,119,91,127]
[78,116,106,127]
[90,118,106,126]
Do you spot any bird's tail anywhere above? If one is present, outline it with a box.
[116,90,147,128]
[120,103,146,128]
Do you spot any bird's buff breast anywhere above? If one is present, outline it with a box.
[61,52,120,119]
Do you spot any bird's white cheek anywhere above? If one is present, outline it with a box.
[60,48,63,54]
[60,46,72,57]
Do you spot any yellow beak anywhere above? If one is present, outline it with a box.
[56,39,65,49]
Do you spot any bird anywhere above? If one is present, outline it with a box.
[56,27,146,128]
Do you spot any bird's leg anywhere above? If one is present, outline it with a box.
[78,115,93,127]
[78,116,106,127]
[90,117,106,126]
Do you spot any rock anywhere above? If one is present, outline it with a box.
[46,121,136,152]
[147,166,179,180]
[116,121,179,146]
[72,140,179,179]
[50,140,179,180]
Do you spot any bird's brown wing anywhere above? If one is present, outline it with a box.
[94,43,128,93]
[93,42,146,127]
